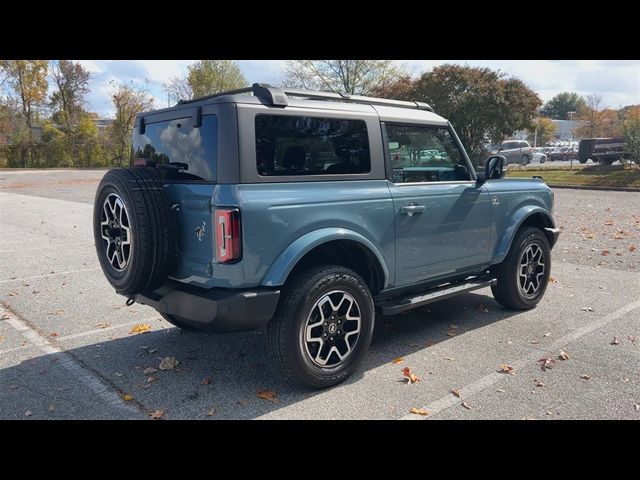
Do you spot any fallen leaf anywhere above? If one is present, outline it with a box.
[604,219,614,226]
[48,405,55,412]
[601,250,609,256]
[543,332,551,337]
[546,411,553,416]
[610,337,620,346]
[122,393,134,401]
[402,367,420,384]
[634,403,640,412]
[147,376,156,384]
[94,322,110,329]
[613,234,625,240]
[0,335,4,342]
[256,390,277,402]
[9,384,19,390]
[496,389,506,393]
[446,331,457,337]
[24,410,32,417]
[201,377,212,386]
[558,350,570,361]
[582,306,594,312]
[476,304,489,313]
[630,246,637,252]
[8,292,17,296]
[115,372,123,377]
[580,374,591,380]
[449,324,458,329]
[129,323,151,335]
[149,409,165,420]
[443,356,454,361]
[409,407,429,416]
[461,401,471,410]
[391,357,404,365]
[497,364,514,374]
[615,252,623,256]
[534,379,545,387]
[530,340,540,345]
[451,389,461,398]
[49,332,59,337]
[537,358,556,371]
[425,339,434,347]
[143,367,157,375]
[206,408,216,417]
[159,357,178,370]
[628,335,636,344]
[47,309,64,316]
[549,277,557,283]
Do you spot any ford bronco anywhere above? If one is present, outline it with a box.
[93,84,559,388]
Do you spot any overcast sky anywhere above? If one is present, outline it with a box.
[75,60,639,118]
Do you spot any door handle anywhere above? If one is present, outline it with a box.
[401,204,426,216]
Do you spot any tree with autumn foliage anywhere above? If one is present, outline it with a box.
[621,106,640,164]
[164,60,247,103]
[49,60,91,130]
[527,117,557,146]
[412,65,542,161]
[108,81,155,166]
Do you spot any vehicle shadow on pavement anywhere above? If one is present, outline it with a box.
[2,291,514,420]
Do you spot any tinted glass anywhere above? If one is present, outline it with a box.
[255,115,370,176]
[131,115,218,182]
[386,124,471,183]
[502,141,517,149]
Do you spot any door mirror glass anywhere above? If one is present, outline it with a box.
[485,155,505,180]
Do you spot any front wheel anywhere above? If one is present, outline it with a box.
[267,265,375,389]
[491,226,551,310]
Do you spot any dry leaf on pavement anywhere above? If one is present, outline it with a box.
[601,250,609,256]
[94,322,110,329]
[497,364,514,374]
[446,331,456,337]
[558,350,570,360]
[629,246,637,252]
[534,379,545,387]
[206,408,216,417]
[48,405,55,412]
[548,277,558,284]
[610,337,620,345]
[159,357,178,370]
[461,401,471,410]
[580,374,592,380]
[201,377,212,386]
[409,407,429,416]
[122,393,133,401]
[537,358,556,371]
[582,307,594,312]
[129,323,151,335]
[628,335,636,344]
[402,367,420,384]
[49,332,58,337]
[451,389,461,398]
[391,357,404,365]
[476,304,489,313]
[24,410,32,417]
[149,409,165,420]
[256,390,277,402]
[634,403,640,412]
[143,367,157,375]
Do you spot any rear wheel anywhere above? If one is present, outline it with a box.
[491,226,551,310]
[267,265,375,389]
[520,155,529,166]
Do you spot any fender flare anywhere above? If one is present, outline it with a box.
[261,228,390,288]
[492,206,555,265]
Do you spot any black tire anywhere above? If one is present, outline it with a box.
[520,155,529,166]
[267,265,375,389]
[491,226,551,310]
[578,158,587,164]
[160,313,202,332]
[93,167,174,296]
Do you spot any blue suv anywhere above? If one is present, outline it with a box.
[93,84,559,388]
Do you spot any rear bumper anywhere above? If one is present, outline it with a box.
[544,227,561,249]
[133,281,280,333]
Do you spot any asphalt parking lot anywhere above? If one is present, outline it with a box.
[1,169,638,420]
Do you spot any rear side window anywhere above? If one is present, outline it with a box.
[131,115,218,182]
[255,114,370,176]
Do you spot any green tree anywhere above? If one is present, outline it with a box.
[283,60,405,95]
[540,92,586,120]
[49,60,91,130]
[412,64,541,161]
[0,60,48,166]
[109,81,154,166]
[527,117,557,146]
[187,60,247,98]
[621,106,640,164]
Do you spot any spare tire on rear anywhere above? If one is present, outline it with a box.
[93,167,174,295]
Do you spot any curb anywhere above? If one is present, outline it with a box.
[548,184,640,192]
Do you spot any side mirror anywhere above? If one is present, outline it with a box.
[477,155,505,185]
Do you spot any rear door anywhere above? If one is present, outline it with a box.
[385,123,492,286]
[131,111,220,282]
[499,141,518,163]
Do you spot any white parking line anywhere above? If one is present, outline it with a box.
[56,317,164,342]
[401,298,640,420]
[0,304,144,418]
[0,267,100,284]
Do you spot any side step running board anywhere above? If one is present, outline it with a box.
[376,277,497,315]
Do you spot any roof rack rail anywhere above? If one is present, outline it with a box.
[177,83,434,112]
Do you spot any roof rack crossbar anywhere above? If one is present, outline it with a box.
[175,83,434,112]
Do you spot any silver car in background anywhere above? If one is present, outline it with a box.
[496,140,535,166]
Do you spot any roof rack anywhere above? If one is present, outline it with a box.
[177,83,434,113]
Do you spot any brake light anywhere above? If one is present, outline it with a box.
[214,208,241,263]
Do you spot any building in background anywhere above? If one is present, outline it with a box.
[552,120,579,141]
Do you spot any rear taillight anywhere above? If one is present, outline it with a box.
[214,208,241,263]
